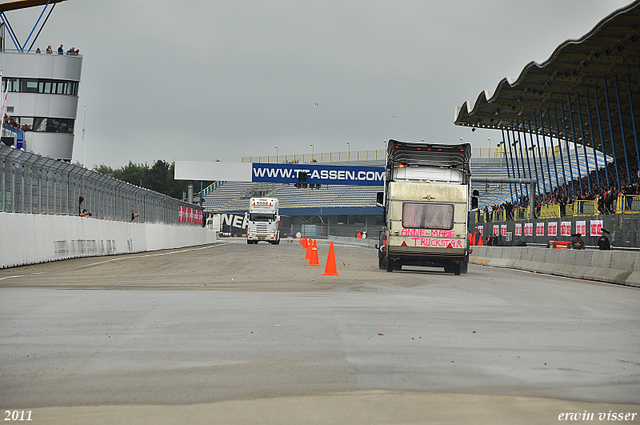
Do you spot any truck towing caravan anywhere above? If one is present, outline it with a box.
[246,197,280,244]
[377,140,472,275]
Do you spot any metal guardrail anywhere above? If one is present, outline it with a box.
[242,149,386,164]
[0,144,202,224]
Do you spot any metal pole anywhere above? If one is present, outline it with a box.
[552,108,569,195]
[627,73,640,177]
[526,120,541,197]
[614,75,631,185]
[545,109,562,192]
[575,93,592,192]
[593,84,611,187]
[517,118,533,195]
[512,123,527,197]
[584,93,601,190]
[603,76,621,188]
[505,126,522,202]
[559,102,576,195]
[537,110,554,195]
[500,129,514,202]
[566,94,583,194]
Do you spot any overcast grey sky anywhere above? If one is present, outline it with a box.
[5,0,635,168]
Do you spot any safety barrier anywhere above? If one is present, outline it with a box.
[0,212,217,269]
[0,144,202,224]
[514,208,529,221]
[573,200,598,216]
[538,204,560,218]
[616,195,640,214]
[470,246,640,288]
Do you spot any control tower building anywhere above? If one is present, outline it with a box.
[0,0,81,162]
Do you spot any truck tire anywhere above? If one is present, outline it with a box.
[385,257,394,272]
[454,262,461,275]
[461,259,468,274]
[379,257,386,270]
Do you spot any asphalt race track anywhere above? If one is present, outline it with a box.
[1,239,639,424]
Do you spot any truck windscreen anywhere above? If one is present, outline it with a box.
[402,203,453,230]
[250,213,275,222]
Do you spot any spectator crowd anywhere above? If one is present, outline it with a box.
[479,155,640,221]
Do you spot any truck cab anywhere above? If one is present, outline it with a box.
[246,197,280,244]
[377,140,471,275]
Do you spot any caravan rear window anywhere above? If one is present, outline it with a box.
[402,203,453,230]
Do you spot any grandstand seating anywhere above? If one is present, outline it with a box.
[203,149,611,214]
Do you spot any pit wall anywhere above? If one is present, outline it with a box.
[470,246,640,288]
[0,213,217,269]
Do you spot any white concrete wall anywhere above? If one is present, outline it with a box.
[470,246,640,288]
[0,213,217,269]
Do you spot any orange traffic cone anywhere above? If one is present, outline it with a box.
[322,241,340,276]
[308,246,321,266]
[302,237,308,249]
[305,241,312,259]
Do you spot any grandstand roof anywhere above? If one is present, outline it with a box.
[454,0,640,153]
[0,0,66,12]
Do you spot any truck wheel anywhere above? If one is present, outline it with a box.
[247,240,251,244]
[460,260,468,274]
[454,262,461,275]
[274,238,280,245]
[385,257,394,272]
[379,257,386,270]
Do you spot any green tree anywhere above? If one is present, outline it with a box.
[93,160,214,201]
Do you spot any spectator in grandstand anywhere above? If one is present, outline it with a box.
[78,196,85,216]
[58,44,64,54]
[46,45,52,54]
[80,209,91,217]
[131,206,139,221]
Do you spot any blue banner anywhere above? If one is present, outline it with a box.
[251,163,385,186]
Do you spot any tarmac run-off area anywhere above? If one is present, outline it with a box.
[1,239,639,424]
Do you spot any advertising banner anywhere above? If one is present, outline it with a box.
[524,223,533,236]
[561,221,571,237]
[547,222,558,237]
[251,163,385,186]
[576,221,586,237]
[175,161,385,186]
[515,223,522,236]
[590,219,603,236]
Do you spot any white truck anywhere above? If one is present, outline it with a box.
[246,197,280,244]
[377,140,472,275]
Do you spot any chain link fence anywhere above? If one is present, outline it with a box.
[0,144,202,224]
